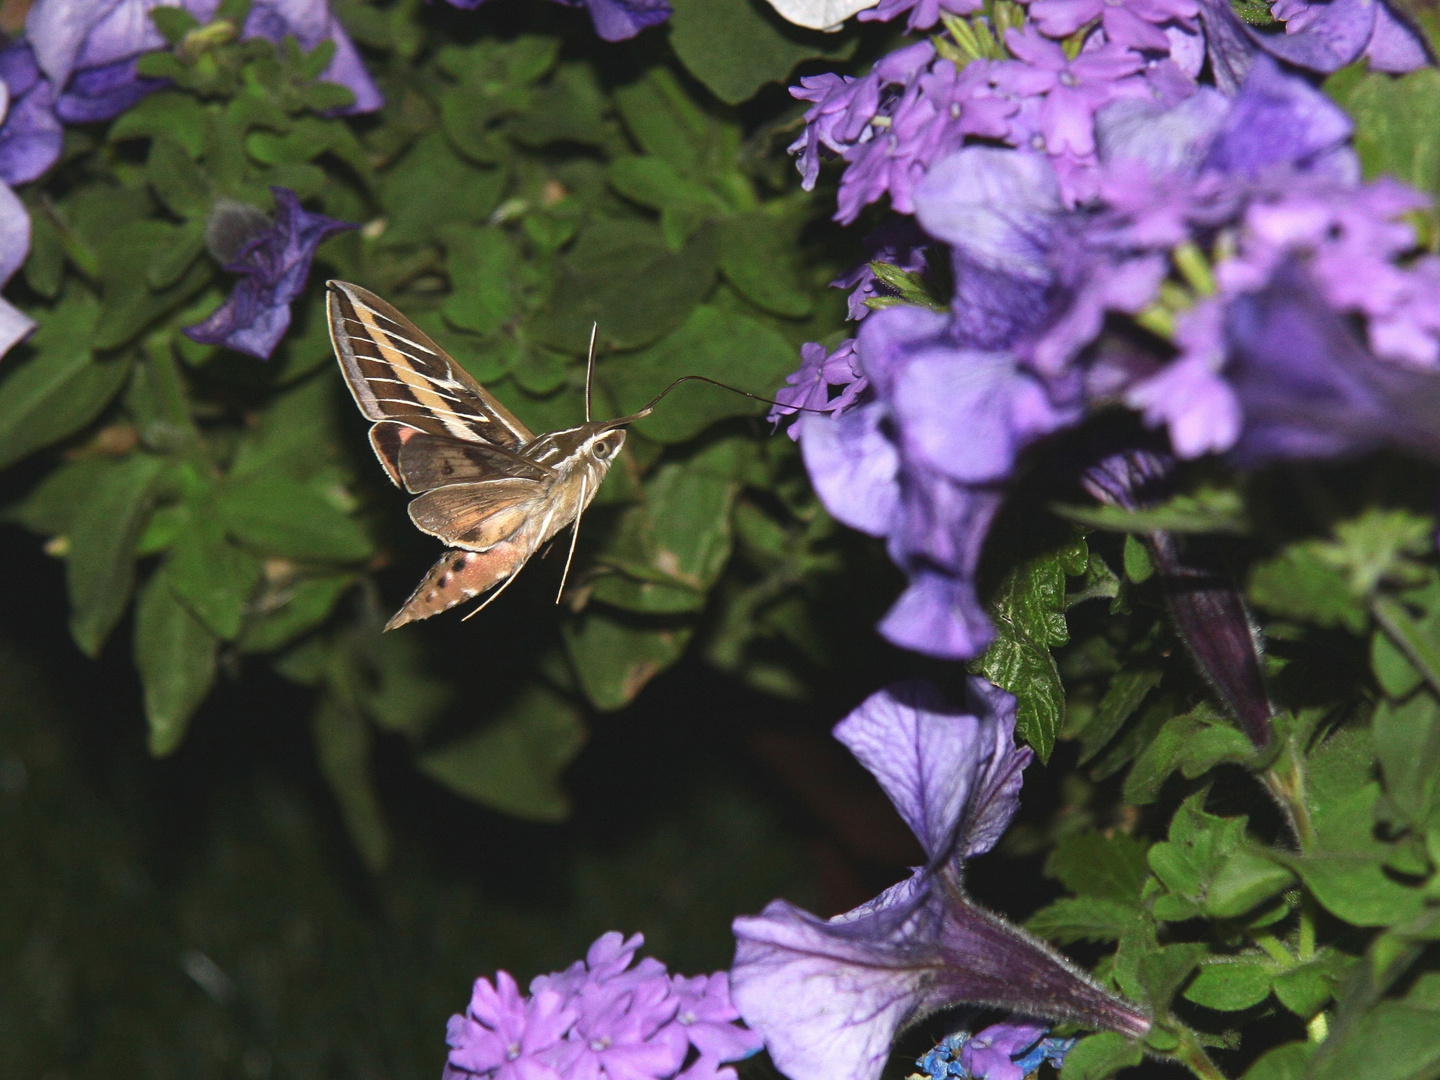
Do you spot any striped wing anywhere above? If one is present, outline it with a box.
[327,280,536,487]
[407,478,549,550]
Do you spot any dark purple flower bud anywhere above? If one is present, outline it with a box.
[1083,449,1274,747]
[0,43,63,185]
[184,187,355,360]
[731,681,1149,1080]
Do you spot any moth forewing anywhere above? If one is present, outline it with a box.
[326,279,636,627]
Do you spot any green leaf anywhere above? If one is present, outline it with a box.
[24,211,66,299]
[532,220,717,352]
[0,293,132,471]
[1272,950,1351,1018]
[379,131,507,246]
[1204,851,1296,919]
[1373,623,1426,698]
[1138,942,1207,1013]
[604,305,795,444]
[612,68,711,177]
[1249,543,1367,632]
[1044,831,1152,902]
[1373,692,1440,831]
[312,691,391,872]
[417,683,586,821]
[1078,669,1163,764]
[1184,958,1273,1011]
[1054,484,1248,535]
[442,226,519,336]
[238,573,353,653]
[1147,792,1248,917]
[973,539,1087,761]
[668,0,857,105]
[147,136,212,219]
[1284,850,1428,927]
[167,511,264,640]
[134,566,219,756]
[1242,1042,1313,1080]
[93,221,213,351]
[564,609,693,711]
[67,453,166,657]
[216,476,374,562]
[609,155,725,220]
[1123,708,1255,805]
[1122,533,1153,582]
[1026,896,1143,944]
[110,91,209,157]
[1060,1032,1143,1080]
[6,457,113,536]
[510,63,608,147]
[1326,67,1440,195]
[718,213,813,318]
[1312,981,1440,1080]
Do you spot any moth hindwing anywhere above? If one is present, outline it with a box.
[326,280,635,629]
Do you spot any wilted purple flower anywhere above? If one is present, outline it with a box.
[441,0,671,41]
[184,187,355,360]
[24,0,382,123]
[731,680,1149,1080]
[0,43,63,185]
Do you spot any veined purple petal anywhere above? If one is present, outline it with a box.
[877,562,996,660]
[1202,56,1353,178]
[1247,0,1374,71]
[797,402,901,537]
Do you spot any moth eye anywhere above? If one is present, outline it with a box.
[594,439,614,459]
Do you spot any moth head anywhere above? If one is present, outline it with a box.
[591,428,628,461]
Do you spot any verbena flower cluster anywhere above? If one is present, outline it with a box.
[444,933,762,1080]
[772,0,1440,661]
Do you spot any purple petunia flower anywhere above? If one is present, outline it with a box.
[440,0,671,42]
[0,73,35,360]
[24,0,382,123]
[447,934,760,1080]
[0,43,63,185]
[184,187,355,360]
[730,680,1149,1080]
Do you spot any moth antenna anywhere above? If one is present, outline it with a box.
[585,322,598,424]
[555,476,589,605]
[619,374,836,424]
[460,565,525,621]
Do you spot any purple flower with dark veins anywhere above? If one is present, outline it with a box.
[731,680,1149,1080]
[184,187,355,360]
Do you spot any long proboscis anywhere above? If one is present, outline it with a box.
[611,374,834,426]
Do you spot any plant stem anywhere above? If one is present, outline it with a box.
[1262,743,1316,853]
[1173,1028,1230,1080]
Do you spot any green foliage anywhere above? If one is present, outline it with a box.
[0,4,849,860]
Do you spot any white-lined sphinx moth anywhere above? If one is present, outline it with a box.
[326,280,651,629]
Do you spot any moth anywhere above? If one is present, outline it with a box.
[326,280,653,630]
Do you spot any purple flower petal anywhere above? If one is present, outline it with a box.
[832,679,1030,861]
[797,402,901,537]
[1202,56,1353,179]
[877,559,996,660]
[1246,0,1375,72]
[0,44,62,185]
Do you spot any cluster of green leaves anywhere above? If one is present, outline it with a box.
[0,1,864,865]
[961,470,1440,1080]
